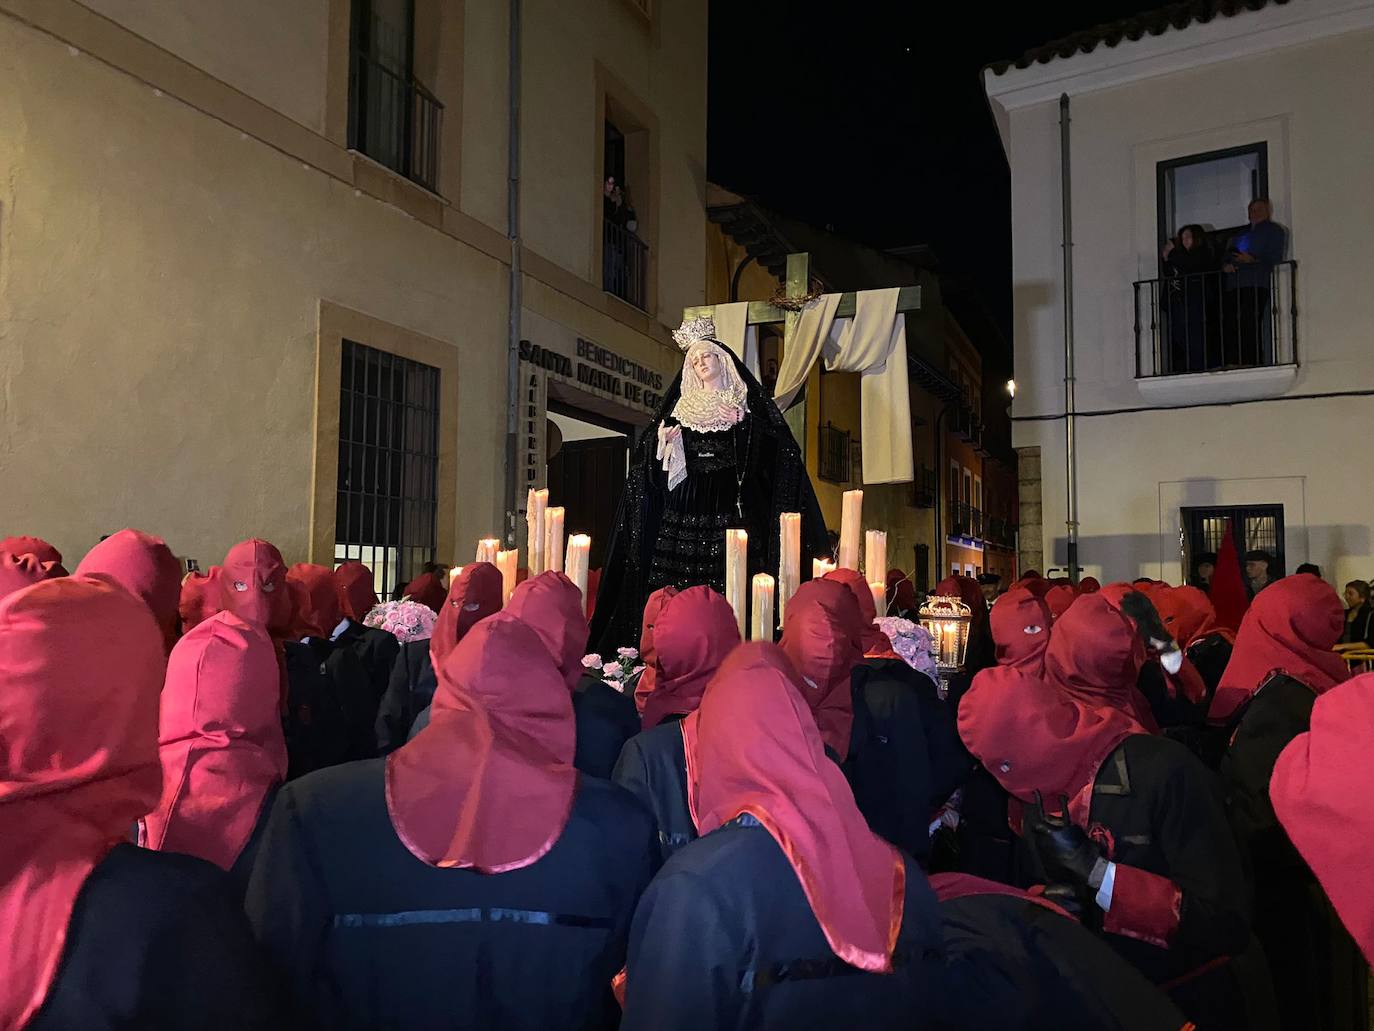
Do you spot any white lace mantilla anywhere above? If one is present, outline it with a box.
[670,388,747,434]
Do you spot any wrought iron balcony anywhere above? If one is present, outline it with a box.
[910,465,938,509]
[1133,261,1297,378]
[949,501,983,540]
[349,52,443,193]
[603,219,649,310]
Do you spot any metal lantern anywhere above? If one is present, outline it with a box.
[918,595,973,697]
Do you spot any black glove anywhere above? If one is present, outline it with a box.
[1023,793,1108,891]
[1039,883,1090,922]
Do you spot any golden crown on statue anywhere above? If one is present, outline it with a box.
[672,316,717,351]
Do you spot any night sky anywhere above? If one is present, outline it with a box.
[708,0,1164,376]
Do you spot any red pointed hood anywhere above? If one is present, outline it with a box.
[682,643,906,973]
[641,586,739,728]
[1045,584,1080,620]
[823,567,888,654]
[220,539,291,636]
[885,569,917,614]
[1209,526,1250,632]
[75,529,183,651]
[958,664,1147,828]
[1270,672,1374,966]
[632,586,679,716]
[0,535,65,575]
[333,562,379,622]
[0,576,165,1030]
[142,613,286,870]
[989,586,1053,674]
[430,562,504,668]
[781,579,865,758]
[1153,585,1233,649]
[179,566,222,633]
[505,572,588,689]
[285,563,344,640]
[1210,574,1348,723]
[0,551,57,602]
[386,613,576,871]
[402,571,448,614]
[1044,593,1157,731]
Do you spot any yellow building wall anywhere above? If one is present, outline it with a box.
[0,0,704,571]
[0,14,507,568]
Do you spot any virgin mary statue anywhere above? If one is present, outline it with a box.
[589,317,830,651]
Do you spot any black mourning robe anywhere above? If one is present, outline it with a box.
[336,620,401,721]
[845,658,972,866]
[1221,674,1369,1031]
[572,674,641,779]
[28,844,281,1031]
[588,347,829,653]
[936,893,1190,1030]
[1080,734,1254,1028]
[622,816,943,1031]
[374,640,437,754]
[244,759,658,1031]
[612,719,694,862]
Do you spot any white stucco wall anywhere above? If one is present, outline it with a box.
[990,13,1374,586]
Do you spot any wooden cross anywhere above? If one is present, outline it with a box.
[681,252,922,456]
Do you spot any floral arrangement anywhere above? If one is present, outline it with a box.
[582,646,646,693]
[363,600,437,643]
[874,616,939,683]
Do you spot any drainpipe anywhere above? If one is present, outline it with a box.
[1059,93,1080,581]
[502,0,523,546]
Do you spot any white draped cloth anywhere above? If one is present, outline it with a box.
[770,288,914,485]
[709,302,760,381]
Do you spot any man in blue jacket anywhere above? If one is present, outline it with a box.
[1223,197,1286,366]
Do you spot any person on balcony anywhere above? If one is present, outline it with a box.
[1161,224,1218,373]
[1222,198,1287,367]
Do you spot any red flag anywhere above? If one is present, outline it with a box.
[1209,521,1250,633]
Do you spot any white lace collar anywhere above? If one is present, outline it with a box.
[671,387,747,433]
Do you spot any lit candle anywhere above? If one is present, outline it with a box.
[870,580,888,619]
[778,512,801,624]
[526,488,549,576]
[813,557,836,579]
[476,538,500,564]
[864,529,887,582]
[751,573,775,641]
[496,549,519,604]
[565,534,591,612]
[545,507,565,573]
[838,490,863,570]
[724,529,749,639]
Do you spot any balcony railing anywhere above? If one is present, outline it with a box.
[1133,261,1297,378]
[985,516,1018,549]
[350,52,444,193]
[949,501,983,540]
[603,219,649,310]
[910,465,938,509]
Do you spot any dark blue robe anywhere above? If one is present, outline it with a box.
[622,816,943,1031]
[27,844,281,1031]
[571,674,641,779]
[244,758,658,1031]
[845,658,972,865]
[611,719,694,862]
[374,640,436,754]
[936,893,1189,1029]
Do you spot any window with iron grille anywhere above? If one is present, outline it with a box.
[349,0,444,192]
[335,340,440,600]
[1182,504,1285,582]
[818,422,851,484]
